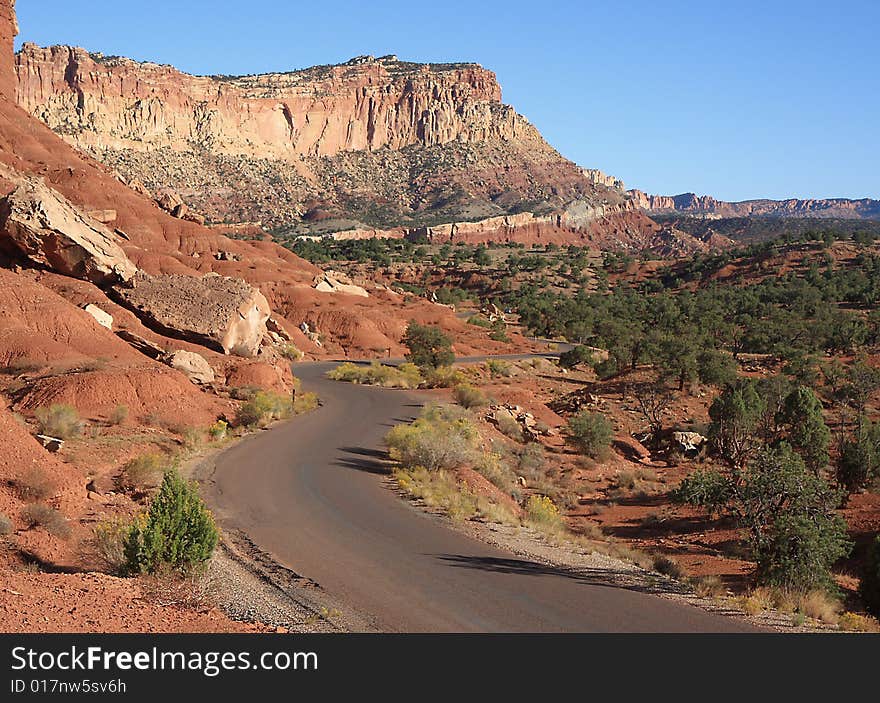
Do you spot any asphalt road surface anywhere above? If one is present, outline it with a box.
[209,359,760,632]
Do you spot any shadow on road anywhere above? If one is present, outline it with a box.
[335,446,392,475]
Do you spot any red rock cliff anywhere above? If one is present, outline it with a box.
[0,0,16,97]
[17,45,526,158]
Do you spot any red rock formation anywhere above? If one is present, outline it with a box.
[628,189,880,220]
[16,45,522,158]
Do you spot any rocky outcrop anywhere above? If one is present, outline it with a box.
[629,189,880,221]
[582,168,624,191]
[313,270,369,297]
[0,0,16,97]
[114,273,270,357]
[16,46,522,159]
[82,303,112,329]
[0,178,137,284]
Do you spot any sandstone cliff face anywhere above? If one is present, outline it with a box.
[14,41,653,247]
[0,0,15,97]
[628,189,880,220]
[16,45,526,159]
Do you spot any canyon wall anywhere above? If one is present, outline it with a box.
[628,189,880,220]
[16,45,529,159]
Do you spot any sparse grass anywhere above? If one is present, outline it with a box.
[181,427,204,451]
[117,453,166,492]
[35,404,82,439]
[739,586,842,625]
[452,383,488,409]
[14,466,56,502]
[514,442,546,477]
[21,503,70,538]
[689,575,727,598]
[0,513,12,536]
[108,405,129,426]
[474,453,517,495]
[138,570,219,609]
[327,361,423,389]
[394,467,479,521]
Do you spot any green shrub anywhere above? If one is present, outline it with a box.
[394,468,479,521]
[293,391,320,414]
[326,361,422,389]
[124,470,219,575]
[385,404,479,471]
[452,383,488,409]
[235,391,292,427]
[485,359,512,378]
[35,404,82,439]
[489,320,510,342]
[118,453,166,492]
[466,315,492,328]
[402,322,455,369]
[558,345,595,370]
[862,535,880,617]
[566,411,613,459]
[423,365,465,388]
[21,503,70,539]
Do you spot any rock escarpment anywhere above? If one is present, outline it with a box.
[15,42,656,247]
[628,189,880,220]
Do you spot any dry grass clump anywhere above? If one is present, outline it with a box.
[35,404,82,439]
[690,575,727,598]
[385,404,479,471]
[235,390,293,427]
[14,466,56,502]
[108,405,129,426]
[739,586,842,625]
[21,503,70,539]
[652,554,685,579]
[452,383,488,409]
[117,453,166,492]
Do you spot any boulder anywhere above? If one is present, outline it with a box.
[82,303,113,330]
[672,431,707,454]
[114,272,270,357]
[267,317,291,341]
[313,270,369,297]
[161,349,215,385]
[0,178,137,284]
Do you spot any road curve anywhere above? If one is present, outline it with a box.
[207,359,760,632]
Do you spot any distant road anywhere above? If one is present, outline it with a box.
[207,357,759,632]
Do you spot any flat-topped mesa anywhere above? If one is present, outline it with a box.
[16,44,522,159]
[628,189,880,220]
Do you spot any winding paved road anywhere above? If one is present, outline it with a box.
[207,359,759,632]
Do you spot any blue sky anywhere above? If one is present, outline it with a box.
[16,1,879,201]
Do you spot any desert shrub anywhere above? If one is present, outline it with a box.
[566,411,613,459]
[229,386,261,401]
[515,443,546,476]
[836,433,877,495]
[690,575,726,598]
[525,495,565,534]
[862,534,880,617]
[279,343,303,361]
[208,420,228,441]
[592,357,619,380]
[558,345,595,370]
[35,404,82,439]
[838,612,880,632]
[293,391,320,414]
[495,413,524,442]
[452,383,488,409]
[181,427,204,451]
[21,503,70,538]
[326,362,422,389]
[124,470,219,575]
[14,466,56,502]
[235,391,292,427]
[0,512,12,536]
[89,518,130,574]
[653,555,685,579]
[489,320,510,342]
[108,405,129,426]
[467,315,491,328]
[118,453,166,492]
[385,404,479,471]
[485,359,512,378]
[423,365,465,388]
[474,452,517,494]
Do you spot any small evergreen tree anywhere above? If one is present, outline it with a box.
[402,322,455,369]
[777,386,831,473]
[566,411,613,459]
[708,380,766,469]
[861,534,880,616]
[124,470,219,575]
